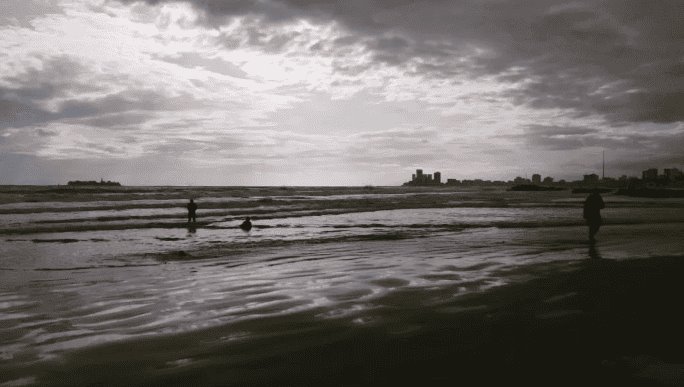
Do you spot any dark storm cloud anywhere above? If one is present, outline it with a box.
[0,56,204,131]
[214,23,302,53]
[525,125,599,137]
[615,131,684,170]
[58,90,192,118]
[155,52,248,78]
[512,124,676,152]
[118,0,684,124]
[0,1,63,27]
[77,112,156,128]
[1,56,99,96]
[0,87,190,130]
[0,98,49,129]
[0,56,90,129]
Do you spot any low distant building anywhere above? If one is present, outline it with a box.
[434,172,441,184]
[532,174,541,184]
[664,168,683,181]
[67,179,121,186]
[583,174,599,185]
[642,168,658,181]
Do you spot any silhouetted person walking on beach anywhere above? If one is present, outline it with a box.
[583,190,605,242]
[187,199,197,223]
[239,217,252,231]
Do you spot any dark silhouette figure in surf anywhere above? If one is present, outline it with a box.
[588,244,602,260]
[239,217,252,231]
[187,199,198,223]
[583,190,605,242]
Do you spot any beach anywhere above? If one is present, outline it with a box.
[1,186,684,386]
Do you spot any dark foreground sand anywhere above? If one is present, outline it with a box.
[9,254,684,387]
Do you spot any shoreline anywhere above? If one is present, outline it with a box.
[2,186,683,386]
[5,254,684,386]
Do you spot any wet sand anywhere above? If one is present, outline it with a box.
[2,186,684,386]
[5,254,684,387]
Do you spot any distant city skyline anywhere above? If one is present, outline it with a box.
[404,166,684,187]
[1,1,683,185]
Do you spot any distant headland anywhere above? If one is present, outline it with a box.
[67,179,121,187]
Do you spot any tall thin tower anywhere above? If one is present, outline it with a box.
[602,150,605,180]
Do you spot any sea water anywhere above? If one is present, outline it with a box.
[1,186,683,384]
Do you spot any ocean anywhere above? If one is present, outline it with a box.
[1,185,684,385]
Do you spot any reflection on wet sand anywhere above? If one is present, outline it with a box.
[5,255,684,386]
[1,186,684,385]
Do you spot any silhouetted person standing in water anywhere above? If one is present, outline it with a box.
[239,217,252,231]
[187,199,198,223]
[583,190,605,242]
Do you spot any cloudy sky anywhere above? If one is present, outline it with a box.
[1,0,682,185]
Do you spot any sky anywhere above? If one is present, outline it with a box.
[0,0,682,186]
